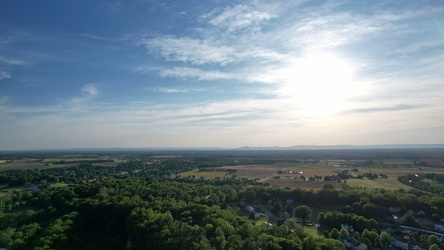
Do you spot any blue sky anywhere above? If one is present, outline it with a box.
[1,0,444,150]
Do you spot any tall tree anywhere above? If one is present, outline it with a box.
[293,206,312,225]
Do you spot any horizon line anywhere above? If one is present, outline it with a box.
[1,143,444,152]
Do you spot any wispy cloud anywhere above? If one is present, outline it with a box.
[150,87,205,93]
[344,104,423,114]
[159,67,234,81]
[0,71,11,80]
[139,36,239,65]
[81,84,98,97]
[136,66,235,81]
[201,4,276,33]
[0,56,26,65]
[290,13,381,50]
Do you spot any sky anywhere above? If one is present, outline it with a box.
[0,0,444,150]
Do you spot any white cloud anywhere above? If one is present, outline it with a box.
[81,84,98,97]
[136,66,236,81]
[150,87,204,93]
[0,71,11,80]
[0,56,26,65]
[139,36,239,65]
[287,13,381,50]
[202,4,275,33]
[159,67,235,81]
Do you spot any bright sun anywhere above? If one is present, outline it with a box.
[277,53,357,114]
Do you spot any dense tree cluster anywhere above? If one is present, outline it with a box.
[399,173,444,196]
[1,178,350,250]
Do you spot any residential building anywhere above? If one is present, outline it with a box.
[341,224,355,233]
[339,236,367,250]
[392,236,409,250]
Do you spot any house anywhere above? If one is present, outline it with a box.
[286,198,294,204]
[393,215,403,224]
[284,211,291,218]
[408,210,426,216]
[435,224,444,232]
[341,224,354,233]
[390,207,401,213]
[409,240,428,250]
[392,236,409,250]
[379,174,388,179]
[339,236,367,250]
[246,206,254,213]
[254,213,261,219]
[323,175,337,181]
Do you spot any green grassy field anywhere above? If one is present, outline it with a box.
[304,225,319,236]
[346,178,411,190]
[255,216,275,225]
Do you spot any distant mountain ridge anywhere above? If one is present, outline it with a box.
[236,144,444,150]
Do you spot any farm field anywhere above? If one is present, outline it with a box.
[346,178,411,190]
[0,161,46,170]
[179,168,229,178]
[0,155,120,170]
[214,163,444,189]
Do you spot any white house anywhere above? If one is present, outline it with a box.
[246,206,254,213]
[435,224,444,232]
[341,224,354,233]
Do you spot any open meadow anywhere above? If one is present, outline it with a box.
[212,163,444,190]
[0,155,120,170]
[346,178,411,190]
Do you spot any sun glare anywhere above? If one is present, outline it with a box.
[278,53,357,114]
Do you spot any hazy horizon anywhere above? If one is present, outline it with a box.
[2,144,444,152]
[1,1,444,150]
